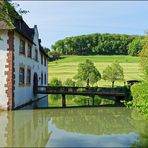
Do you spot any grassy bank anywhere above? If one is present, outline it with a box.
[48,55,142,87]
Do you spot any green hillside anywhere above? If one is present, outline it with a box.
[48,55,142,87]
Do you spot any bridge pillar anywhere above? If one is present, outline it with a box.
[62,94,66,108]
[92,95,95,106]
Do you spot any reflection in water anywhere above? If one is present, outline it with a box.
[0,106,148,147]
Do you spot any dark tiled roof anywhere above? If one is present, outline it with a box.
[13,18,35,43]
[0,18,35,44]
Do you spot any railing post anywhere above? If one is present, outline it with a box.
[62,94,66,108]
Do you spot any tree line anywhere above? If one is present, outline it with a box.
[51,33,144,56]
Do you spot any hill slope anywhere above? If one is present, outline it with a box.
[48,55,142,87]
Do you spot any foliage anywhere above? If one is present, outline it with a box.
[48,55,141,86]
[130,82,148,118]
[49,78,62,101]
[73,96,101,106]
[75,80,84,87]
[64,78,75,87]
[0,0,28,26]
[140,37,148,79]
[128,38,144,56]
[51,33,143,56]
[48,51,61,61]
[74,59,101,86]
[128,35,148,119]
[49,77,62,86]
[100,98,115,105]
[103,61,124,87]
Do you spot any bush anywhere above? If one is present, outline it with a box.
[130,82,148,118]
[64,78,75,87]
[49,77,62,86]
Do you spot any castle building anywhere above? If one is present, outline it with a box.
[0,17,48,110]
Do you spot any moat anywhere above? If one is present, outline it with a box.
[0,98,148,147]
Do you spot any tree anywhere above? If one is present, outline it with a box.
[127,34,148,119]
[140,36,148,78]
[51,33,141,56]
[103,61,124,87]
[0,0,28,26]
[74,59,101,86]
[128,38,144,56]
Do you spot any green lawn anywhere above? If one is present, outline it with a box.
[48,55,142,87]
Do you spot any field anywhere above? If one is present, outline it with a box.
[48,55,142,87]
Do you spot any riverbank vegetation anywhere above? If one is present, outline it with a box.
[128,35,148,119]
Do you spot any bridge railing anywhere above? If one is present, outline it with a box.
[35,86,127,94]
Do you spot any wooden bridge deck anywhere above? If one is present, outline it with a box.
[34,86,129,107]
[35,86,127,97]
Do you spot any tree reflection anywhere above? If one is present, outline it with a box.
[0,107,148,147]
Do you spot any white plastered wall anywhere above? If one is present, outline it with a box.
[13,26,48,108]
[0,30,9,109]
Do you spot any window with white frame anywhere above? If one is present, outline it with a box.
[26,68,31,84]
[19,67,25,84]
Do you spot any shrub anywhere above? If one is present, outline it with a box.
[131,82,148,118]
[49,77,62,86]
[64,78,75,87]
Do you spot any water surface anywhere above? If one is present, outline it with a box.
[0,100,148,147]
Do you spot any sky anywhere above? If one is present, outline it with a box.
[14,1,148,48]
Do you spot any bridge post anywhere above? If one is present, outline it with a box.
[62,94,66,108]
[92,95,95,106]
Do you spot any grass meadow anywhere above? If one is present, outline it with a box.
[48,55,142,87]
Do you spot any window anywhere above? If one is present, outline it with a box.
[26,68,31,84]
[19,39,25,55]
[27,44,32,58]
[44,56,46,67]
[35,49,38,61]
[41,54,43,65]
[44,73,46,85]
[19,67,25,84]
[41,73,43,85]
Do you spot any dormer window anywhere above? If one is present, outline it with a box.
[19,39,25,55]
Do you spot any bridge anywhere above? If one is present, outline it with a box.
[34,86,129,107]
